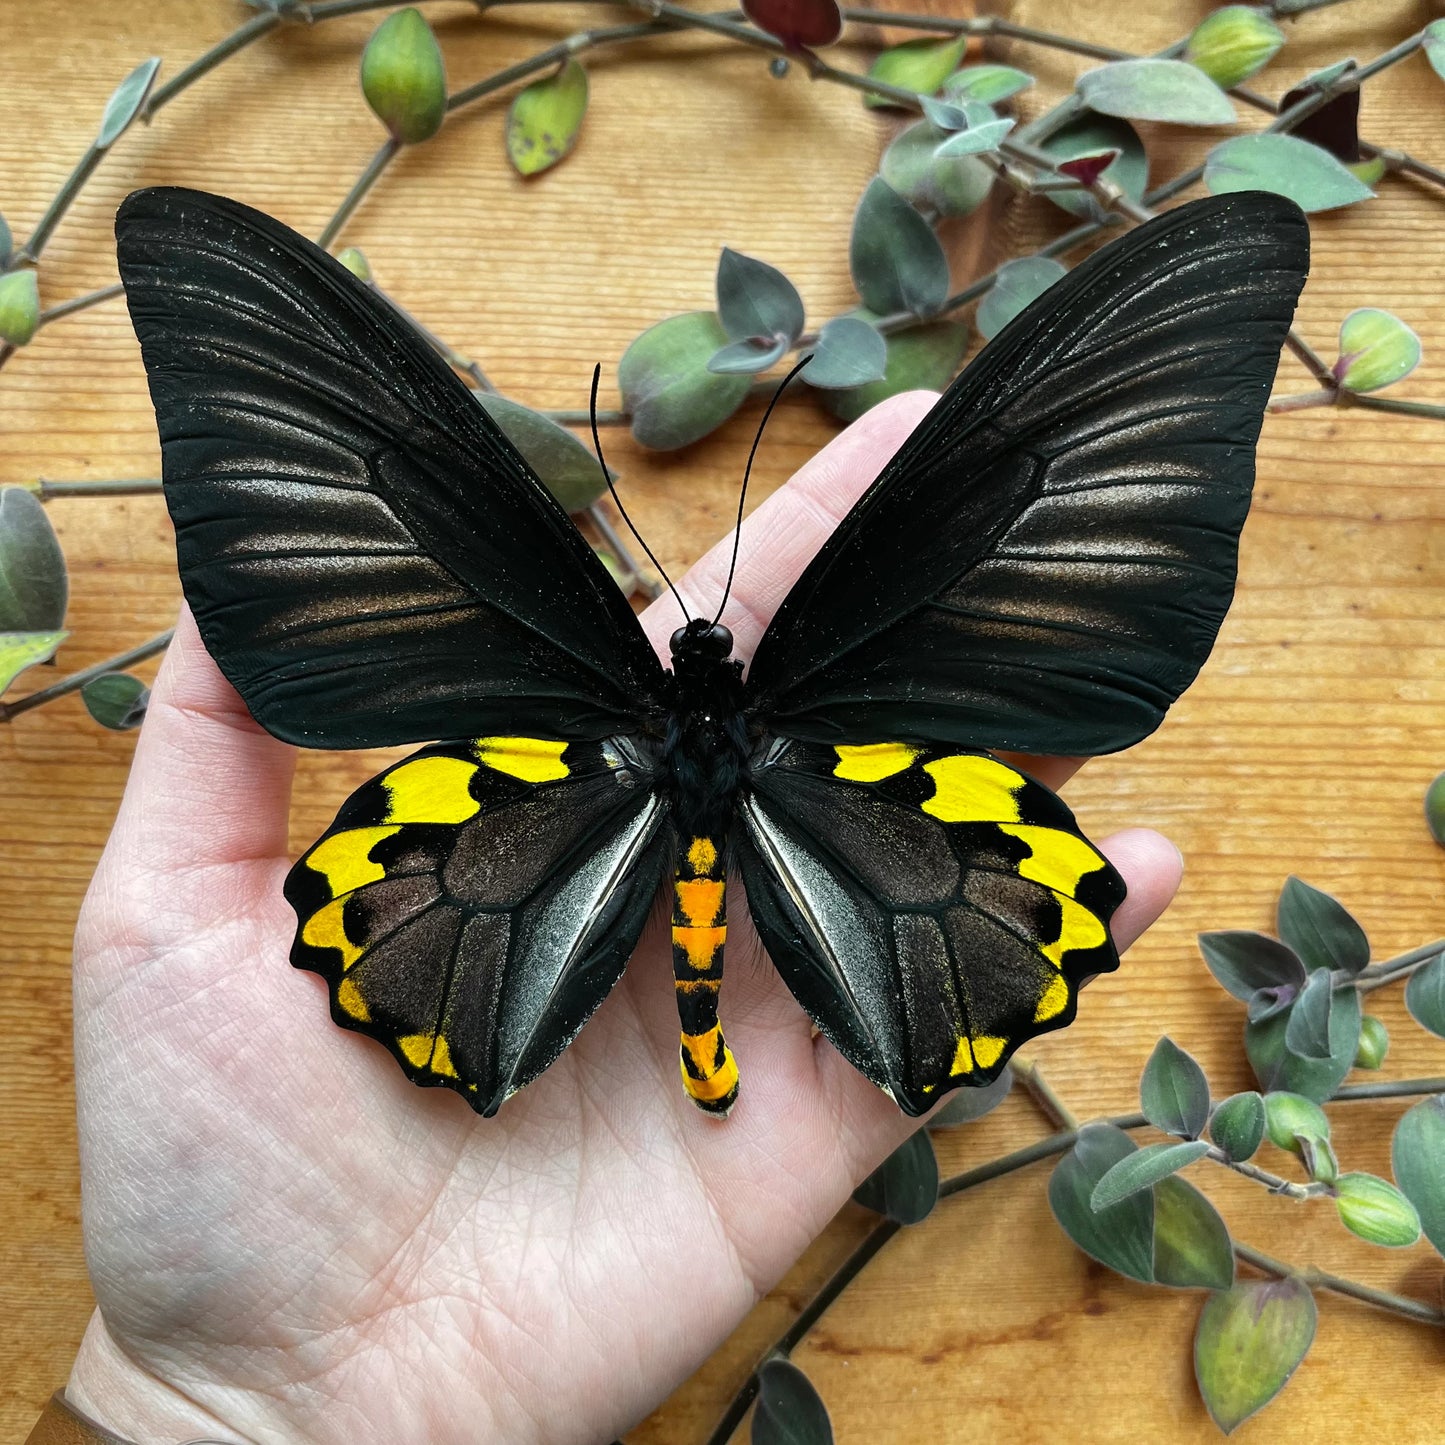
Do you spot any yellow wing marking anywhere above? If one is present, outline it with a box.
[1041,894,1107,970]
[949,1033,1008,1077]
[302,898,362,969]
[384,756,480,824]
[1000,824,1106,898]
[475,736,570,783]
[305,826,401,897]
[397,1031,458,1077]
[922,755,1024,823]
[1035,974,1071,1023]
[336,977,370,1020]
[833,742,921,782]
[686,836,719,873]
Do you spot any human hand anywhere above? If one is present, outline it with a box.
[67,391,1183,1445]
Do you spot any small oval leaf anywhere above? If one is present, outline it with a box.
[943,64,1033,105]
[507,59,588,177]
[1184,6,1285,90]
[0,487,67,631]
[880,121,993,219]
[1426,20,1445,83]
[1263,1091,1331,1154]
[820,316,967,424]
[1091,1140,1210,1211]
[81,671,149,731]
[619,311,751,450]
[752,1358,833,1445]
[1153,1175,1234,1291]
[1392,1097,1445,1258]
[864,35,967,110]
[1284,969,1335,1060]
[0,270,39,348]
[1404,953,1445,1038]
[0,212,12,270]
[801,316,887,390]
[0,629,67,694]
[707,335,790,376]
[1246,984,1361,1102]
[742,0,843,51]
[1427,771,1445,846]
[852,1128,937,1224]
[928,1065,1013,1126]
[1140,1036,1211,1139]
[976,256,1067,343]
[933,118,1016,159]
[475,392,608,511]
[1209,1092,1266,1163]
[1039,112,1148,221]
[1334,307,1422,393]
[1353,1014,1389,1070]
[98,57,162,149]
[1334,1172,1421,1248]
[716,248,805,345]
[1277,876,1369,974]
[1198,930,1306,1001]
[1048,1123,1154,1283]
[1204,133,1373,212]
[1195,1278,1317,1435]
[850,177,950,318]
[1077,58,1235,126]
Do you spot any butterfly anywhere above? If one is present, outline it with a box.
[115,186,1308,1118]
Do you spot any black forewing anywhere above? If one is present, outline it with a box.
[286,735,669,1115]
[744,193,1310,756]
[116,187,666,749]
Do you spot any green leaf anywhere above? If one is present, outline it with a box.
[1427,771,1445,846]
[0,270,40,348]
[1277,876,1369,974]
[507,59,588,177]
[1246,983,1360,1102]
[943,64,1033,105]
[334,246,372,283]
[1334,1172,1421,1248]
[1404,953,1445,1038]
[1334,308,1422,393]
[852,1128,937,1224]
[1077,58,1235,126]
[864,34,968,110]
[928,1067,1013,1126]
[0,629,67,694]
[933,118,1015,159]
[475,392,609,511]
[0,487,67,631]
[1209,1092,1266,1163]
[1184,6,1285,90]
[1353,1014,1389,1070]
[1039,112,1148,221]
[752,1358,832,1445]
[801,316,886,390]
[707,336,790,376]
[1284,969,1334,1060]
[879,121,993,220]
[97,57,162,149]
[1392,1097,1445,1257]
[1194,1278,1317,1435]
[849,177,950,319]
[1140,1037,1211,1139]
[0,212,11,270]
[715,248,804,346]
[1153,1176,1234,1291]
[1205,133,1373,212]
[820,316,967,424]
[1091,1140,1210,1211]
[81,671,149,731]
[361,7,447,145]
[1048,1123,1154,1283]
[1262,1091,1331,1154]
[619,311,751,450]
[975,257,1066,343]
[1198,930,1306,1001]
[1424,20,1445,83]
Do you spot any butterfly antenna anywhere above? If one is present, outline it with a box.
[588,363,688,623]
[710,351,814,629]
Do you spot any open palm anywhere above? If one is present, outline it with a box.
[67,393,1182,1445]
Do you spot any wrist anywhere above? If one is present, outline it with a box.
[63,1312,248,1445]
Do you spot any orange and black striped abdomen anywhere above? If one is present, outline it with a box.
[673,835,738,1114]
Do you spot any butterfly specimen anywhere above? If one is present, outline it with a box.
[116,187,1308,1118]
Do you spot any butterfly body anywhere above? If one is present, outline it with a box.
[116,185,1309,1121]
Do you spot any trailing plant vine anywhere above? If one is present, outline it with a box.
[2,3,1444,1439]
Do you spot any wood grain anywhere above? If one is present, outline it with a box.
[2,1,1443,1441]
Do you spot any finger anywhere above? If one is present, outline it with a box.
[641,390,939,656]
[109,606,297,872]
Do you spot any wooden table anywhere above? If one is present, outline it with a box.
[3,1,1443,1439]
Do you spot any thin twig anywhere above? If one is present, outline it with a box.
[1351,940,1445,994]
[1234,1240,1445,1326]
[0,629,174,722]
[1009,1056,1080,1129]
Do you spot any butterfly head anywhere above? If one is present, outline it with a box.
[670,618,734,666]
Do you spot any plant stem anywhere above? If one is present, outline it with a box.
[1009,1056,1080,1129]
[21,144,104,265]
[32,479,162,499]
[37,282,125,328]
[1268,387,1337,413]
[1234,1240,1445,1326]
[0,629,174,722]
[1351,394,1445,421]
[317,137,401,250]
[142,11,283,117]
[1332,1076,1445,1102]
[1352,939,1445,993]
[1207,1145,1328,1200]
